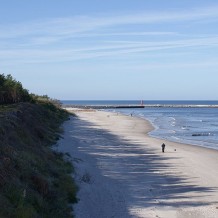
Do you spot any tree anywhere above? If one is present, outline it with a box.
[0,74,32,104]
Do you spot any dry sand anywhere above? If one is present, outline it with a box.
[57,109,218,218]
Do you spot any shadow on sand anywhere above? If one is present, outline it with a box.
[62,115,218,215]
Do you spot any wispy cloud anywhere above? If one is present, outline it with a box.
[1,36,218,64]
[0,5,218,64]
[0,6,218,40]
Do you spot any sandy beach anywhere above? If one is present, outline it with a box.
[57,109,218,218]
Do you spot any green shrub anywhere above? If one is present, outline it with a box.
[0,102,77,218]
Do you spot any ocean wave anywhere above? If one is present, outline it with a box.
[171,121,176,127]
[169,130,176,133]
[123,107,218,150]
[181,126,189,130]
[171,136,180,140]
[169,117,176,121]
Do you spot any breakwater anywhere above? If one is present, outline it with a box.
[63,104,145,109]
[62,104,218,109]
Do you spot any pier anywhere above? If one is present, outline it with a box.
[63,104,218,109]
[63,104,145,109]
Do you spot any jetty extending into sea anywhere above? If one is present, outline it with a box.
[62,104,218,109]
[63,104,145,109]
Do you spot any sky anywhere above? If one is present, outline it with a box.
[0,0,218,100]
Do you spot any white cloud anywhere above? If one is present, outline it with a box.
[1,35,218,64]
[0,6,218,41]
[0,5,218,65]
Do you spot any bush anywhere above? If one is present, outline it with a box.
[0,102,77,218]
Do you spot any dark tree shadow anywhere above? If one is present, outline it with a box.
[62,115,218,214]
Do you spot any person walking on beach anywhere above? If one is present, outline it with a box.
[161,143,166,153]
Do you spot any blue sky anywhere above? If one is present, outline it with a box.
[0,0,218,100]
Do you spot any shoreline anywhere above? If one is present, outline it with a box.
[108,109,218,153]
[107,109,218,154]
[59,109,218,218]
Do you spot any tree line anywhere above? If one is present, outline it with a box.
[0,74,32,104]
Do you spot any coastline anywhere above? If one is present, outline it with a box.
[143,117,218,152]
[110,108,218,152]
[58,109,218,218]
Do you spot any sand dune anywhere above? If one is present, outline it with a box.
[58,110,218,218]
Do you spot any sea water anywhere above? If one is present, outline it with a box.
[62,100,218,150]
[115,106,218,150]
[62,100,218,106]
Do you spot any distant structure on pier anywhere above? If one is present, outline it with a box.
[140,100,144,106]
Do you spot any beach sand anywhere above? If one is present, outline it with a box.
[57,109,218,218]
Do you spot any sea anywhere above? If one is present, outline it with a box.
[62,100,218,150]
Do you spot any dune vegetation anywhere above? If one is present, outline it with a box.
[0,74,77,218]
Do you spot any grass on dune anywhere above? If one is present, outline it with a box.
[0,101,77,218]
